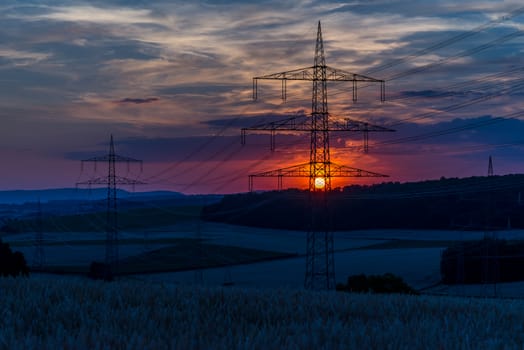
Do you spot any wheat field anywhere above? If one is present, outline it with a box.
[1,277,523,349]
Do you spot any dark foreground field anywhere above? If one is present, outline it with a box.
[1,276,523,349]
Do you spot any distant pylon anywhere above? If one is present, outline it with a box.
[77,135,145,275]
[483,154,498,296]
[194,206,204,284]
[243,22,392,290]
[32,199,45,269]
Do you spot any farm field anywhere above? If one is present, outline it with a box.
[1,277,524,349]
[4,222,524,296]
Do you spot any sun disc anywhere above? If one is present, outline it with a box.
[314,177,326,189]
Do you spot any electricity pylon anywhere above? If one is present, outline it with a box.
[483,154,498,296]
[243,21,393,290]
[77,135,145,275]
[488,155,493,177]
[32,199,45,269]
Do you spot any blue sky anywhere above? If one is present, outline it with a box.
[1,0,523,193]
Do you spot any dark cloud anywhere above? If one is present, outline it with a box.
[117,97,159,104]
[156,84,240,96]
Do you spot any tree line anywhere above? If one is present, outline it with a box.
[202,174,524,230]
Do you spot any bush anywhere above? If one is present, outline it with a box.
[337,273,418,295]
[0,239,29,277]
[88,261,113,281]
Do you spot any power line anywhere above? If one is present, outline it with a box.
[365,5,524,75]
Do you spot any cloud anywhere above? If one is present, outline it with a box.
[21,5,160,26]
[0,47,51,66]
[117,97,159,104]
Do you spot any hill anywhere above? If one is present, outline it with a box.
[0,276,522,349]
[0,191,221,232]
[0,188,185,204]
[203,174,524,230]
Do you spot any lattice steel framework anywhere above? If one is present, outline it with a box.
[32,199,45,269]
[243,21,392,290]
[483,154,499,296]
[77,135,145,274]
[488,155,494,177]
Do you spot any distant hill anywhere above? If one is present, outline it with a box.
[203,174,524,230]
[0,188,185,204]
[0,189,223,230]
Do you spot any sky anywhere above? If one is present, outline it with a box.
[1,0,524,194]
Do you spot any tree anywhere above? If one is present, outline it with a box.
[336,273,418,295]
[0,239,29,277]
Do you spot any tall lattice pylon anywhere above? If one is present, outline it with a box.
[243,21,393,290]
[77,135,145,276]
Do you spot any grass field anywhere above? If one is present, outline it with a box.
[1,276,523,349]
[29,239,294,275]
[116,242,295,274]
[357,239,457,249]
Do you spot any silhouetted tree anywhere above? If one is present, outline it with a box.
[88,261,113,281]
[204,175,524,230]
[337,273,418,295]
[0,239,29,277]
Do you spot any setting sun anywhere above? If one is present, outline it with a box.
[314,177,326,189]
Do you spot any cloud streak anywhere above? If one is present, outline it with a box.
[117,97,159,104]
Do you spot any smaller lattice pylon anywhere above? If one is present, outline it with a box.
[77,135,145,275]
[248,161,388,192]
[488,155,494,177]
[32,199,45,269]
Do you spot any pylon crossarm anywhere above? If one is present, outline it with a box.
[324,66,383,82]
[76,176,147,186]
[329,118,395,132]
[241,115,310,150]
[114,176,147,185]
[243,116,394,133]
[250,161,388,178]
[81,155,142,163]
[250,163,311,177]
[254,66,384,83]
[243,115,305,131]
[254,66,315,80]
[253,65,386,103]
[329,162,388,177]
